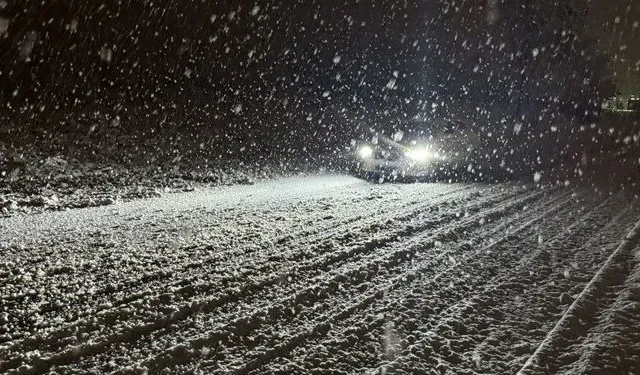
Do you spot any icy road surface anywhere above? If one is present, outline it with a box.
[2,175,640,374]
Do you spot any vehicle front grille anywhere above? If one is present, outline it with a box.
[374,147,404,161]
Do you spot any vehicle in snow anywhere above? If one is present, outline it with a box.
[351,117,481,182]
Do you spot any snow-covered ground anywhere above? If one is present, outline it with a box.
[0,175,639,374]
[0,154,310,217]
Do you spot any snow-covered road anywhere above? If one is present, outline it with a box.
[1,175,639,374]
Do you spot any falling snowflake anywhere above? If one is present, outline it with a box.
[533,171,542,183]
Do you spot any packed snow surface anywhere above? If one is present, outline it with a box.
[1,175,639,374]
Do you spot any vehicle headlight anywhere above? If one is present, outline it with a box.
[358,145,373,159]
[404,148,430,162]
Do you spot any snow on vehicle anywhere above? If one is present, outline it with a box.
[351,117,480,182]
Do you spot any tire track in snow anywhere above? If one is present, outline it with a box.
[517,214,640,374]
[554,245,640,375]
[0,185,513,374]
[117,188,555,374]
[252,189,586,374]
[369,193,632,374]
[0,185,484,371]
[6,181,622,375]
[0,184,477,340]
[94,187,536,374]
[227,190,577,375]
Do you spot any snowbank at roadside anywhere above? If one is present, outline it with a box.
[0,150,325,217]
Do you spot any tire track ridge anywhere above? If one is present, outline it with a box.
[121,191,546,372]
[276,189,589,374]
[370,194,626,374]
[517,214,640,375]
[0,186,478,325]
[222,189,575,375]
[0,187,482,364]
[0,187,523,374]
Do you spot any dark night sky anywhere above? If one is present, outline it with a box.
[0,0,637,168]
[589,0,640,93]
[0,0,637,151]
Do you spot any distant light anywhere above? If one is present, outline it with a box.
[359,146,373,159]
